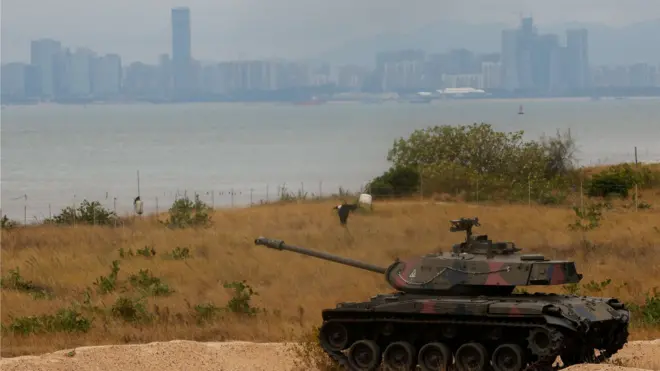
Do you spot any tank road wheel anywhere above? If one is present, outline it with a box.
[382,341,416,371]
[526,327,563,359]
[347,340,382,371]
[455,342,489,371]
[491,344,525,371]
[418,342,452,371]
[319,322,350,351]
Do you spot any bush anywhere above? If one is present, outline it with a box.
[111,296,152,324]
[586,163,660,198]
[45,199,117,226]
[370,123,577,201]
[1,215,18,229]
[2,306,92,335]
[128,269,173,296]
[366,166,419,197]
[163,194,212,228]
[628,289,660,327]
[0,267,52,299]
[193,303,223,324]
[93,260,120,294]
[223,280,260,316]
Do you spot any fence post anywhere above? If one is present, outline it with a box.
[476,177,480,204]
[419,167,424,201]
[579,179,584,214]
[73,195,76,227]
[527,174,531,207]
[23,194,27,225]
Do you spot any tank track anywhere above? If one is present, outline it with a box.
[317,317,628,371]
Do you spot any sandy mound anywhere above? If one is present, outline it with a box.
[0,341,296,371]
[1,339,658,371]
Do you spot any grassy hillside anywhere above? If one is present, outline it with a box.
[2,193,660,358]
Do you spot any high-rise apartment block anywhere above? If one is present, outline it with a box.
[30,38,62,98]
[171,7,192,98]
[499,18,590,93]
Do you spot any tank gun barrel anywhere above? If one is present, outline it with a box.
[254,237,388,274]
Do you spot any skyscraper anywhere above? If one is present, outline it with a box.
[500,29,519,91]
[171,7,192,98]
[30,38,62,98]
[566,28,589,89]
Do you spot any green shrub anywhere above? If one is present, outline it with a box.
[1,215,18,229]
[366,166,419,197]
[223,280,260,316]
[128,269,173,296]
[2,306,91,335]
[628,288,660,326]
[0,267,52,299]
[586,163,660,198]
[586,166,635,198]
[163,195,212,228]
[193,303,223,324]
[111,296,152,324]
[164,246,191,260]
[93,260,120,294]
[45,199,117,226]
[368,123,579,201]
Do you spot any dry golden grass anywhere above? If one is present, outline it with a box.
[2,197,660,358]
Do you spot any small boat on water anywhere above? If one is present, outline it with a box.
[293,96,326,106]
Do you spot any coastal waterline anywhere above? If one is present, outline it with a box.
[1,99,659,220]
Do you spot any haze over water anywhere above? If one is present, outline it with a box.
[1,99,659,220]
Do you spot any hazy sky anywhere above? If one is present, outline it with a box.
[2,0,658,63]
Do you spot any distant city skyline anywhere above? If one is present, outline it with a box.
[2,7,659,104]
[2,0,659,64]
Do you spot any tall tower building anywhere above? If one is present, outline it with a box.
[30,38,62,99]
[171,7,192,98]
[500,29,519,91]
[566,28,589,89]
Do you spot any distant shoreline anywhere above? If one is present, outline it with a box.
[4,95,660,107]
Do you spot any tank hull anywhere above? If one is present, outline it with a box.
[317,293,629,371]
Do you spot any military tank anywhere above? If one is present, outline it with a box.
[253,217,629,371]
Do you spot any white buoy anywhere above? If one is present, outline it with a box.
[358,193,373,209]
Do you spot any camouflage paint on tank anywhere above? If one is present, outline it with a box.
[384,258,581,294]
[484,262,510,285]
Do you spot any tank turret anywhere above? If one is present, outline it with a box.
[254,217,583,296]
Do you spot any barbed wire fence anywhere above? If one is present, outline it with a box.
[1,172,655,226]
[0,181,372,224]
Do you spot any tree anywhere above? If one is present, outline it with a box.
[539,128,578,178]
[366,166,420,197]
[372,123,578,201]
[386,123,538,177]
